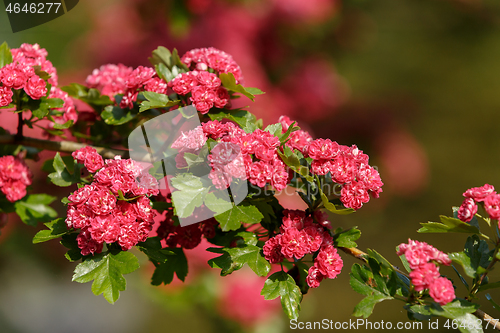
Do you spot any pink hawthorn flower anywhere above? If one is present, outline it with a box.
[24,75,47,100]
[307,138,339,160]
[463,184,495,202]
[190,85,216,113]
[340,181,370,210]
[0,155,33,202]
[169,71,198,95]
[429,277,455,305]
[0,62,27,89]
[457,197,477,223]
[0,86,13,107]
[306,265,325,288]
[484,193,500,220]
[86,64,134,98]
[279,227,309,260]
[314,244,343,279]
[181,47,243,83]
[409,263,440,292]
[171,126,208,153]
[263,234,284,264]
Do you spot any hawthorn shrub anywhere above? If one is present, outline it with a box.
[0,42,499,332]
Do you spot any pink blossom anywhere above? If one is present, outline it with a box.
[214,87,229,108]
[24,75,47,100]
[0,155,33,202]
[169,71,198,95]
[87,188,117,215]
[463,184,495,202]
[0,62,27,89]
[314,210,332,229]
[0,86,13,107]
[77,228,103,256]
[308,138,339,160]
[279,227,309,259]
[144,77,168,94]
[190,85,216,113]
[126,66,156,89]
[331,155,357,184]
[263,235,284,263]
[306,265,325,288]
[409,263,440,292]
[86,63,133,98]
[182,47,243,83]
[171,126,208,153]
[457,198,477,222]
[314,244,343,279]
[429,277,455,305]
[281,209,307,231]
[340,181,370,210]
[484,193,500,220]
[196,71,221,89]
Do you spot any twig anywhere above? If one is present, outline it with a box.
[0,134,129,159]
[339,246,500,331]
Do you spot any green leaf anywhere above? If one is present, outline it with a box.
[214,204,263,232]
[333,227,361,248]
[204,192,233,215]
[208,110,257,133]
[244,87,265,96]
[139,91,179,112]
[405,304,432,321]
[52,120,74,130]
[48,152,79,187]
[72,251,139,304]
[280,121,299,144]
[14,194,57,226]
[208,244,270,276]
[170,174,209,218]
[148,46,189,71]
[0,42,12,68]
[101,105,137,125]
[264,123,282,137]
[366,249,395,276]
[352,293,393,318]
[418,215,480,234]
[454,313,485,333]
[450,235,492,279]
[429,299,479,319]
[261,271,302,320]
[33,218,69,243]
[61,233,83,262]
[136,237,174,263]
[219,73,263,101]
[151,248,188,285]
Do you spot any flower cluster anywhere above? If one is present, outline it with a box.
[49,87,77,125]
[181,47,243,83]
[168,70,229,113]
[172,119,289,191]
[85,64,134,99]
[86,64,167,109]
[263,209,342,288]
[65,147,159,255]
[0,43,52,106]
[157,208,218,249]
[458,184,500,223]
[0,155,33,202]
[397,239,454,305]
[306,138,383,210]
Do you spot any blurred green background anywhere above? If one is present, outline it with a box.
[1,0,500,332]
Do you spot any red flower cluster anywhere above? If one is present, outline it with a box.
[458,184,500,223]
[157,209,217,249]
[66,147,159,255]
[169,70,229,113]
[181,47,243,84]
[85,64,134,99]
[0,43,54,106]
[397,239,454,305]
[202,120,288,191]
[263,210,343,288]
[0,155,33,202]
[86,64,168,109]
[306,139,383,210]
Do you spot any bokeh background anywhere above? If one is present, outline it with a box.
[1,0,500,332]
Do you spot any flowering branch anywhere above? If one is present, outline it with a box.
[0,134,128,159]
[341,246,500,331]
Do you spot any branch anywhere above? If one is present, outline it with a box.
[0,134,129,159]
[339,246,500,331]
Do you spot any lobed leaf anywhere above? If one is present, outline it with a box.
[261,271,302,320]
[72,251,140,304]
[14,194,57,226]
[33,218,69,243]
